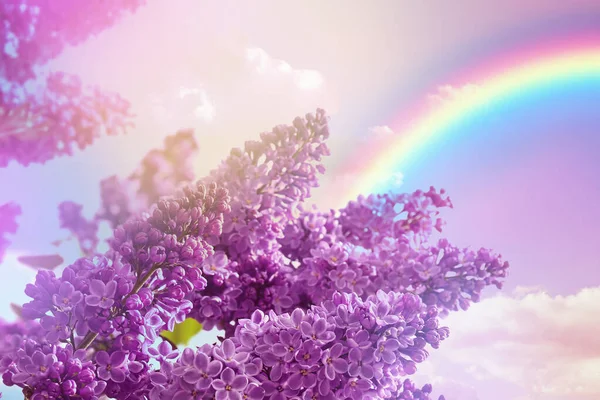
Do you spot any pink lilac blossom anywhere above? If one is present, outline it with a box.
[0,72,134,167]
[0,110,508,400]
[1,0,146,167]
[1,0,147,84]
[0,0,148,262]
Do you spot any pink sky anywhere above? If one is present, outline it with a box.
[2,1,600,399]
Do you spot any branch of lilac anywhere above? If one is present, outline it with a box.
[0,110,508,400]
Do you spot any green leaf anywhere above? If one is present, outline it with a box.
[160,318,203,347]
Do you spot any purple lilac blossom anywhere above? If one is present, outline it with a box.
[0,110,507,400]
[58,201,99,256]
[3,180,230,399]
[61,130,202,255]
[130,129,199,205]
[145,290,447,399]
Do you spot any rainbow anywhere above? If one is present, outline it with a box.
[338,41,600,207]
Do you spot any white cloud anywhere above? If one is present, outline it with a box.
[148,85,215,131]
[245,47,325,91]
[511,285,548,298]
[388,171,404,187]
[368,124,394,138]
[432,377,480,400]
[191,90,216,122]
[176,86,216,123]
[293,70,324,91]
[178,86,203,98]
[428,83,481,106]
[436,286,600,398]
[413,360,480,400]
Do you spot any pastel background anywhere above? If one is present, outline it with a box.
[1,1,600,398]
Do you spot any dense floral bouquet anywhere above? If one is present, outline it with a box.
[0,110,508,399]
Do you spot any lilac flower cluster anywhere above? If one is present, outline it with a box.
[0,202,21,262]
[58,201,99,256]
[287,237,508,316]
[58,130,201,256]
[280,188,453,263]
[1,0,147,167]
[130,129,199,205]
[338,189,452,247]
[2,342,105,400]
[191,252,295,335]
[0,110,509,399]
[279,190,507,315]
[0,319,45,373]
[180,111,332,333]
[0,71,134,168]
[149,290,447,400]
[367,238,508,315]
[2,182,230,399]
[165,111,331,339]
[96,176,133,230]
[207,109,330,261]
[1,1,146,85]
